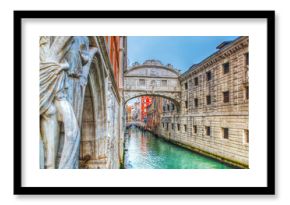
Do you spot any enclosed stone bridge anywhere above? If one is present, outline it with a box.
[124,60,181,108]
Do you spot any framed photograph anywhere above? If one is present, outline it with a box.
[14,10,275,195]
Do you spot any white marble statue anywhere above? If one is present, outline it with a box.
[39,36,97,169]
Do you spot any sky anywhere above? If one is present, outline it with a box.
[126,36,239,106]
[128,36,239,73]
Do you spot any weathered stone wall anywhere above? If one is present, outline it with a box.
[159,37,249,168]
[77,36,126,169]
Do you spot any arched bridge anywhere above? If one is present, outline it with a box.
[124,60,181,108]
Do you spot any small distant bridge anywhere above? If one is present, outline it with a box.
[125,121,146,129]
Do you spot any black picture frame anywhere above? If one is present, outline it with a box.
[14,10,275,195]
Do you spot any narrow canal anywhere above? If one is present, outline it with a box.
[124,126,235,169]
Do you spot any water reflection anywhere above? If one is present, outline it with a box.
[124,126,236,169]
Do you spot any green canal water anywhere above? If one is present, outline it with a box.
[124,127,236,169]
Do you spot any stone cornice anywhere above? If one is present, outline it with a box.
[180,36,249,81]
[125,64,180,76]
[123,89,181,93]
[124,75,178,79]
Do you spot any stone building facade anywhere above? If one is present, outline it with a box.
[80,36,127,168]
[159,37,249,168]
[146,96,163,133]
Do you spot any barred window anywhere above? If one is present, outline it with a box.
[206,95,211,105]
[194,98,198,107]
[245,53,249,66]
[184,125,187,132]
[223,62,230,74]
[193,125,197,134]
[194,77,198,86]
[222,128,229,139]
[206,71,212,81]
[223,91,230,103]
[244,129,249,144]
[206,126,211,136]
[139,79,145,86]
[161,80,167,87]
[245,86,249,100]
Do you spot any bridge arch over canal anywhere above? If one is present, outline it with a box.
[124,60,182,108]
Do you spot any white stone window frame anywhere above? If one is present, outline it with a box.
[206,95,211,105]
[243,129,249,145]
[192,124,197,135]
[205,126,211,137]
[177,123,180,131]
[244,52,249,68]
[185,100,188,109]
[223,90,230,103]
[194,98,198,108]
[184,82,188,90]
[194,76,199,86]
[206,70,212,81]
[184,124,187,132]
[138,78,146,86]
[221,127,229,140]
[244,85,249,102]
[222,61,230,75]
[161,79,168,87]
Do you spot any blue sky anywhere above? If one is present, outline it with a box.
[128,36,239,73]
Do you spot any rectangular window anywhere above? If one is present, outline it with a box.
[223,91,230,103]
[206,95,211,105]
[177,124,180,131]
[223,62,230,74]
[167,104,170,111]
[161,80,167,87]
[245,53,249,66]
[184,82,188,90]
[245,86,249,100]
[185,100,188,108]
[244,129,249,144]
[194,98,198,107]
[206,71,212,81]
[166,123,169,131]
[222,128,229,139]
[172,123,174,130]
[162,123,164,128]
[193,125,197,134]
[171,103,175,111]
[139,79,145,86]
[194,77,198,86]
[163,106,166,112]
[206,126,211,136]
[184,125,187,132]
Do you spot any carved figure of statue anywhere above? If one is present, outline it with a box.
[39,36,97,169]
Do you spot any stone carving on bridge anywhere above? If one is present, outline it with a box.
[39,36,98,169]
